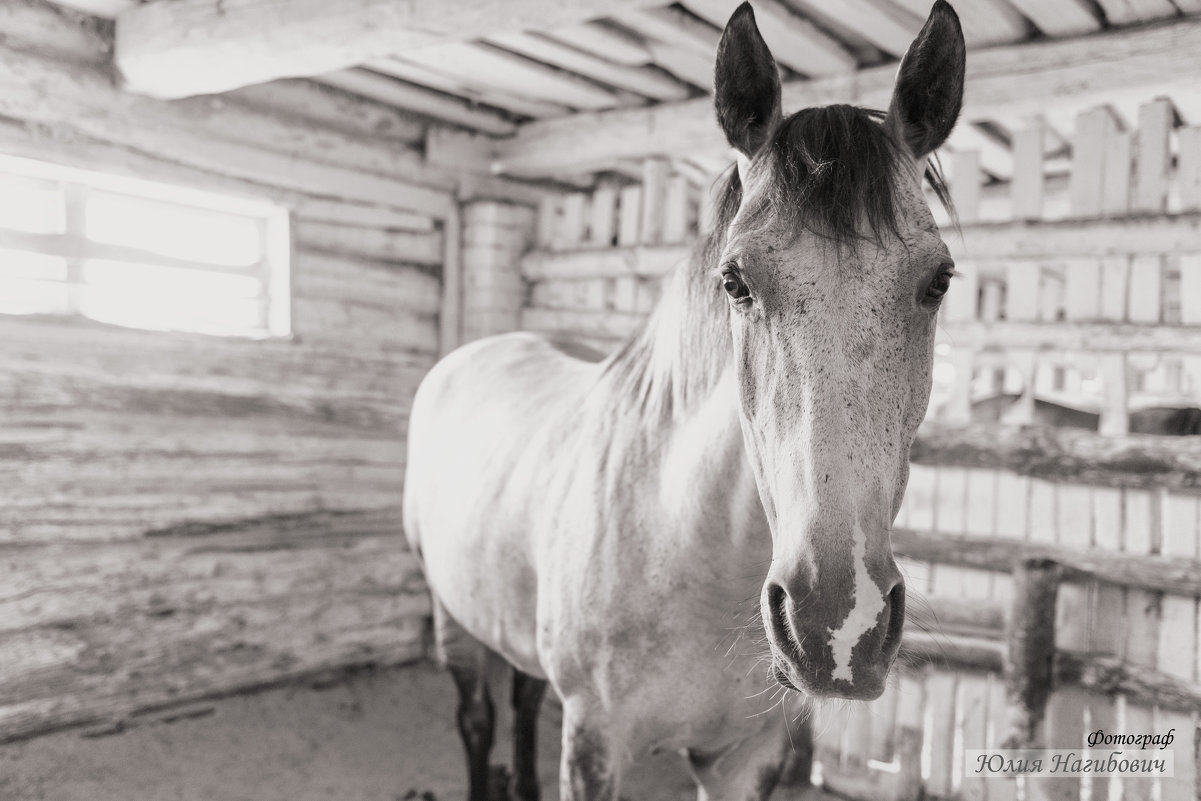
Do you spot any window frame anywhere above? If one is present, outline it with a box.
[0,153,291,339]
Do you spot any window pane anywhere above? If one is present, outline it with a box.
[0,248,69,281]
[81,260,264,334]
[0,275,71,316]
[86,191,263,267]
[0,175,64,234]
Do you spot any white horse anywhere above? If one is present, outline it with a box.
[404,3,966,799]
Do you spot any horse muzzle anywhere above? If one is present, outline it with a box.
[761,573,905,700]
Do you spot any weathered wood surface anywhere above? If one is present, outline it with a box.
[115,0,662,98]
[892,529,1201,598]
[1003,560,1060,747]
[910,423,1201,491]
[0,509,429,743]
[494,14,1201,172]
[0,10,444,741]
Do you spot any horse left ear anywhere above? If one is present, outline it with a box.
[885,0,965,159]
[714,2,782,157]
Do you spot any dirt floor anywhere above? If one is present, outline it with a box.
[0,662,706,801]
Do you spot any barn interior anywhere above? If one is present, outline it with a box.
[0,0,1199,799]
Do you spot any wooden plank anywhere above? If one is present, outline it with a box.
[1005,263,1041,321]
[366,57,571,119]
[896,673,925,801]
[399,43,628,111]
[115,0,662,98]
[555,193,587,249]
[486,31,690,102]
[1178,253,1201,325]
[1133,98,1174,214]
[1179,127,1201,211]
[545,22,652,67]
[1005,0,1100,35]
[926,671,959,798]
[952,150,983,224]
[1127,254,1163,323]
[1070,107,1115,218]
[615,186,642,248]
[1102,129,1133,216]
[965,469,998,537]
[1153,707,1197,801]
[313,69,516,135]
[1011,123,1045,220]
[959,675,990,801]
[683,0,856,76]
[1043,687,1088,801]
[439,206,461,355]
[906,464,938,532]
[494,15,1201,173]
[662,174,691,245]
[995,472,1029,540]
[1064,259,1102,320]
[589,184,618,247]
[639,159,670,247]
[1096,0,1178,25]
[1156,595,1197,682]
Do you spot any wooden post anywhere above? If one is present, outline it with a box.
[439,202,462,355]
[1003,559,1061,749]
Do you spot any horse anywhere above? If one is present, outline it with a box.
[403,2,966,799]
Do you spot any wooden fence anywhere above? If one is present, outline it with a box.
[519,97,1201,801]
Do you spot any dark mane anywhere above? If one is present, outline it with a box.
[598,105,952,424]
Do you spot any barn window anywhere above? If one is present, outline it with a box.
[0,153,290,338]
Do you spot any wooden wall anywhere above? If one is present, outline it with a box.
[0,2,466,742]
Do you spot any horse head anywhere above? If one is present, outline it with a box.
[713,1,965,699]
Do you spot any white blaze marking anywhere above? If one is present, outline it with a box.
[828,521,885,683]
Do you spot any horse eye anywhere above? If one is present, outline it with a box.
[722,270,749,301]
[925,269,953,304]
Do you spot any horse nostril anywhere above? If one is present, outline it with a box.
[766,582,789,635]
[883,581,906,652]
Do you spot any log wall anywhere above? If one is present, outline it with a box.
[0,2,466,742]
[518,98,1201,801]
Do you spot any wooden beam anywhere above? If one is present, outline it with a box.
[115,0,661,99]
[910,423,1201,493]
[494,15,1201,173]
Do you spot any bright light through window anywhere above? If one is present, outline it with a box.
[0,154,289,338]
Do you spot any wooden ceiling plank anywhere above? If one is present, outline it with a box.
[115,0,663,98]
[315,70,518,135]
[367,57,573,119]
[618,7,722,57]
[543,22,654,66]
[1095,0,1179,25]
[641,43,715,90]
[683,0,857,75]
[786,0,921,58]
[493,15,1201,174]
[44,0,133,17]
[1004,0,1102,35]
[398,42,629,111]
[486,31,691,102]
[890,0,1028,46]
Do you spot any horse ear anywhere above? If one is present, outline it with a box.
[714,2,782,157]
[885,0,965,159]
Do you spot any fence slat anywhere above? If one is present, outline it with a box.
[1011,123,1045,220]
[1133,99,1173,214]
[1179,126,1201,211]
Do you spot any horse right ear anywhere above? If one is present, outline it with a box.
[885,0,965,159]
[714,2,781,157]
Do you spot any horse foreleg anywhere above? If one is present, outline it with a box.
[559,702,622,801]
[449,660,496,801]
[511,669,548,801]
